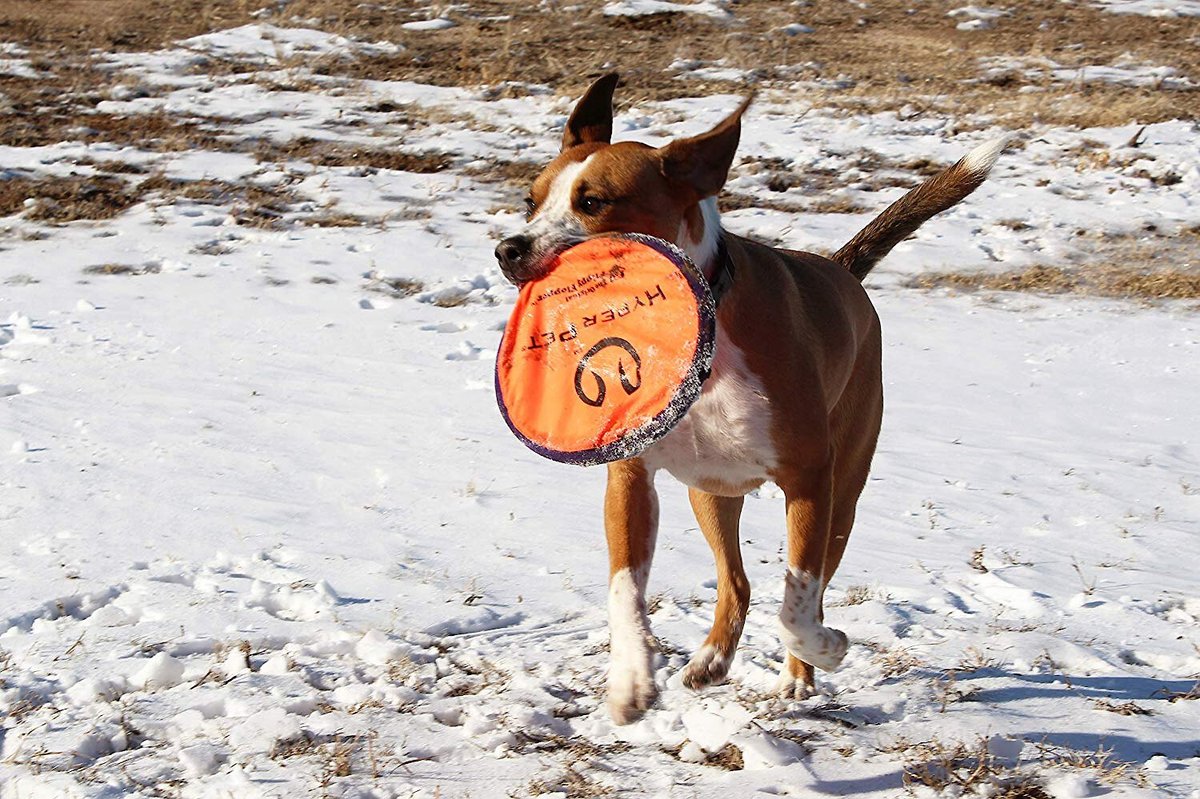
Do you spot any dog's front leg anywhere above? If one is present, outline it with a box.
[777,463,849,697]
[604,458,659,724]
[681,489,749,689]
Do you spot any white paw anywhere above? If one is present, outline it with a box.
[778,621,848,672]
[607,653,657,725]
[777,568,848,672]
[607,567,657,724]
[774,673,814,702]
[681,644,730,689]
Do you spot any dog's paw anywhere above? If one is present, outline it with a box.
[774,673,814,702]
[681,644,730,689]
[607,657,657,725]
[777,618,848,672]
[777,568,848,672]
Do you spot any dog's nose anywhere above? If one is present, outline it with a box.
[495,235,533,282]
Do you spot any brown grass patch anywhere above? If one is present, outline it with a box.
[0,174,139,222]
[910,264,1200,302]
[276,0,1197,125]
[365,275,425,298]
[82,262,161,276]
[255,138,452,173]
[1155,681,1200,702]
[889,737,1048,797]
[703,743,745,771]
[462,159,545,190]
[141,176,299,228]
[1,0,1195,130]
[875,647,927,679]
[1092,699,1153,716]
[301,211,374,228]
[528,766,612,798]
[0,68,232,150]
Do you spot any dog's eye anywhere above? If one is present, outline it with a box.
[578,195,609,216]
[523,196,536,220]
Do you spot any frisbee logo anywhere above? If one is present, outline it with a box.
[574,337,642,407]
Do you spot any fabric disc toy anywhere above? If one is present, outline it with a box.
[496,234,717,466]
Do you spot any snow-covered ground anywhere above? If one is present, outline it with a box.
[1,22,1198,799]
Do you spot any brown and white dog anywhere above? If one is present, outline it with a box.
[495,74,1001,724]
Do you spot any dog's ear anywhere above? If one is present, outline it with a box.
[658,94,753,198]
[562,73,620,151]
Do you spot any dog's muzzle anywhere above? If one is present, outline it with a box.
[495,235,535,284]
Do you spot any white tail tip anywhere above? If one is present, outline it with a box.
[960,135,1010,176]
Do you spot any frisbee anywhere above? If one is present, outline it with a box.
[496,234,717,466]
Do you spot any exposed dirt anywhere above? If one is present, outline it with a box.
[2,1,1196,126]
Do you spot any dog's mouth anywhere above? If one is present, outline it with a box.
[497,236,585,287]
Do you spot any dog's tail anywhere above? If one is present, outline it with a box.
[832,138,1007,281]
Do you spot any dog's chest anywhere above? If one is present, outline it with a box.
[642,327,777,492]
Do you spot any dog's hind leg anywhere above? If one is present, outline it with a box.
[775,463,849,696]
[682,489,749,689]
[605,458,660,724]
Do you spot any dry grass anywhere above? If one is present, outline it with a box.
[528,766,613,798]
[910,264,1200,302]
[1155,681,1200,702]
[1030,740,1150,787]
[268,0,1197,127]
[3,0,1192,133]
[901,738,1052,797]
[514,731,631,759]
[365,275,425,298]
[703,743,745,771]
[82,262,161,276]
[882,735,1150,795]
[139,175,301,229]
[0,175,139,222]
[832,584,889,607]
[1092,699,1153,716]
[0,67,233,150]
[255,138,452,173]
[875,647,927,679]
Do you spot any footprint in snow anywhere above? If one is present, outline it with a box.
[445,341,483,361]
[421,321,470,333]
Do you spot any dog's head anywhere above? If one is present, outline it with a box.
[495,73,751,285]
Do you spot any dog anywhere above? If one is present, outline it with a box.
[494,73,1001,724]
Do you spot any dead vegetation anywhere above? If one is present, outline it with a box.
[0,174,139,222]
[255,138,452,173]
[1092,699,1153,716]
[892,736,1051,797]
[910,264,1200,302]
[703,743,745,771]
[528,766,613,797]
[662,741,746,771]
[879,734,1151,795]
[1,0,1194,132]
[1155,681,1200,702]
[364,274,425,298]
[875,647,927,679]
[82,262,161,276]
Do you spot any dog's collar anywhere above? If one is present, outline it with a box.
[706,234,735,306]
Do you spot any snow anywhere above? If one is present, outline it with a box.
[1093,0,1200,15]
[978,55,1194,90]
[402,19,457,31]
[1,19,1199,799]
[603,0,733,19]
[948,6,1009,30]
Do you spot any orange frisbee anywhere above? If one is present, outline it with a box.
[496,234,716,465]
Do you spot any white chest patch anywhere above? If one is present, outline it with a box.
[642,324,777,492]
